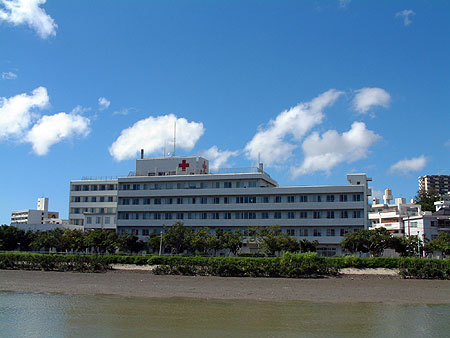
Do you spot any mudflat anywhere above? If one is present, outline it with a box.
[1,269,449,304]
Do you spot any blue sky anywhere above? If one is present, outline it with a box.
[0,0,449,224]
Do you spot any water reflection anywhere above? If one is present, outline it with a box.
[0,292,449,338]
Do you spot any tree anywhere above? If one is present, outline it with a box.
[258,226,283,256]
[391,235,423,257]
[147,232,162,253]
[424,233,450,256]
[190,227,212,254]
[0,225,28,251]
[414,188,440,212]
[299,239,318,253]
[208,229,225,256]
[341,230,370,255]
[163,222,191,254]
[222,229,243,256]
[341,228,394,256]
[85,229,119,253]
[119,233,145,253]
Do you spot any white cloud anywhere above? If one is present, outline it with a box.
[109,114,205,161]
[244,89,344,166]
[2,71,17,79]
[292,122,380,176]
[98,97,110,110]
[0,86,49,140]
[25,112,90,155]
[112,107,135,116]
[201,146,239,169]
[396,9,415,26]
[353,87,391,114]
[0,0,57,38]
[389,155,427,175]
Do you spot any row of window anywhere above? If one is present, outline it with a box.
[72,196,116,203]
[85,216,115,225]
[72,184,117,191]
[120,180,260,191]
[118,210,363,220]
[71,207,116,214]
[121,227,356,237]
[119,194,363,205]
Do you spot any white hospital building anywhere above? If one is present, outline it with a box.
[68,153,373,256]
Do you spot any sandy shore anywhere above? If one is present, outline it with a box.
[1,269,449,304]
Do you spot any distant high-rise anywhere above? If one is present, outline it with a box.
[419,175,450,195]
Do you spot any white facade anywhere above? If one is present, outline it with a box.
[115,156,372,256]
[11,197,59,226]
[69,179,118,230]
[369,189,439,241]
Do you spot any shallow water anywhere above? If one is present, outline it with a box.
[0,292,449,337]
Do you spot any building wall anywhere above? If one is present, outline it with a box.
[69,180,118,230]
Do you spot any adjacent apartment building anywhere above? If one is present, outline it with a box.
[419,175,450,195]
[111,154,372,256]
[11,197,59,225]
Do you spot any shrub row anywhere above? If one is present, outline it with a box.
[0,252,110,272]
[1,252,449,279]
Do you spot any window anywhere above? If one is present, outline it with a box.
[143,213,150,220]
[248,181,257,188]
[409,221,418,228]
[191,197,196,204]
[287,196,295,203]
[353,194,362,202]
[73,196,80,202]
[248,196,257,203]
[142,229,149,236]
[249,212,256,219]
[91,185,98,191]
[274,212,282,219]
[326,195,335,202]
[339,194,348,202]
[224,197,230,204]
[299,195,308,203]
[165,198,173,205]
[177,183,185,189]
[108,196,114,202]
[104,217,110,224]
[91,197,96,202]
[164,213,172,220]
[99,196,105,202]
[353,210,362,218]
[131,229,138,236]
[200,182,209,189]
[340,211,348,218]
[108,184,115,190]
[122,199,130,205]
[287,229,295,236]
[327,211,335,219]
[133,184,140,190]
[275,196,282,203]
[313,229,322,237]
[340,229,349,236]
[131,213,139,220]
[262,196,269,203]
[212,212,220,219]
[201,212,207,220]
[326,229,335,236]
[200,197,207,204]
[224,182,232,188]
[224,212,232,219]
[154,184,162,190]
[176,213,184,220]
[262,212,269,219]
[236,181,241,188]
[313,211,321,219]
[214,182,220,188]
[299,228,308,236]
[300,211,308,219]
[288,212,295,219]
[154,198,161,205]
[82,197,89,202]
[165,183,172,189]
[143,198,151,205]
[154,213,161,220]
[236,196,243,204]
[132,198,139,205]
[86,216,92,224]
[121,184,130,191]
[213,197,220,204]
[317,195,322,202]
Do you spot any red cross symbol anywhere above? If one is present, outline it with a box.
[202,161,207,172]
[178,160,190,171]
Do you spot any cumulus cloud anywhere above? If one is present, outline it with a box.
[0,86,49,140]
[109,114,205,161]
[389,155,427,175]
[396,9,415,26]
[353,87,391,114]
[2,71,17,79]
[25,112,90,155]
[201,146,239,169]
[244,89,344,166]
[98,97,110,110]
[292,122,380,176]
[0,0,57,38]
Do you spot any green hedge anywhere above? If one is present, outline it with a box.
[0,252,109,272]
[1,252,449,279]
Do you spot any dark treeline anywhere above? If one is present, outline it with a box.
[0,223,319,256]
